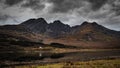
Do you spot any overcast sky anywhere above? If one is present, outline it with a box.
[0,0,120,31]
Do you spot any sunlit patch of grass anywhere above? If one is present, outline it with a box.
[9,63,63,68]
[11,59,120,68]
[71,59,120,68]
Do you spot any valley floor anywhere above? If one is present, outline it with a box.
[1,49,120,68]
[6,59,120,68]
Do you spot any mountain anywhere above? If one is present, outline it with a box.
[63,21,120,41]
[17,18,120,41]
[20,18,48,33]
[0,18,120,48]
[0,24,43,42]
[46,20,71,37]
[20,18,71,37]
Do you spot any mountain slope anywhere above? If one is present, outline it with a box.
[0,24,44,42]
[20,18,71,37]
[0,18,120,48]
[0,25,30,32]
[60,21,120,41]
[20,18,120,40]
[45,20,71,37]
[20,18,48,34]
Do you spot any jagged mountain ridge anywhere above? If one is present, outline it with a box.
[0,18,120,48]
[0,18,120,41]
[20,18,120,40]
[20,18,71,37]
[62,21,120,41]
[20,18,48,33]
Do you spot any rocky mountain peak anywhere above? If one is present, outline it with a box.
[81,21,98,26]
[92,22,97,24]
[79,21,101,30]
[81,21,89,25]
[53,20,63,24]
[36,18,48,24]
[20,18,48,33]
[21,18,48,25]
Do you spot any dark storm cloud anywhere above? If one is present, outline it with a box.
[4,0,23,6]
[113,6,120,16]
[0,14,10,21]
[111,0,120,16]
[0,0,3,2]
[22,0,45,10]
[87,0,108,11]
[48,0,108,13]
[48,0,82,13]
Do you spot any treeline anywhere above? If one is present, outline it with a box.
[50,43,77,48]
